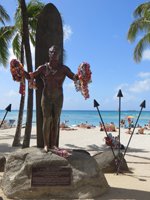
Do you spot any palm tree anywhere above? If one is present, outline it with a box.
[128,2,150,62]
[11,0,44,147]
[19,0,33,148]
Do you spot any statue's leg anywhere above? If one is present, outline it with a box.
[56,117,60,147]
[49,95,63,148]
[42,116,51,152]
[41,95,53,152]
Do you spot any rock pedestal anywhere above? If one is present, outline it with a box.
[93,150,129,173]
[2,147,109,199]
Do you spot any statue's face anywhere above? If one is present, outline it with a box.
[49,46,60,61]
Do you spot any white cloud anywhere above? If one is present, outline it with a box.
[142,49,150,60]
[63,24,73,42]
[129,79,150,93]
[138,72,150,78]
[115,83,129,91]
[5,89,18,97]
[116,72,150,96]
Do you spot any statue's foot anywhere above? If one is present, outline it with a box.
[44,146,49,153]
[52,146,59,150]
[50,146,72,158]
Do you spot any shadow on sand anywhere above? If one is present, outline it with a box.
[98,187,150,200]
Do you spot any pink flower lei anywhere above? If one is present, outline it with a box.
[75,62,92,99]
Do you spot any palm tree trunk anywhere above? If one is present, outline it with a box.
[12,40,25,147]
[22,89,33,148]
[20,0,33,148]
[12,94,25,146]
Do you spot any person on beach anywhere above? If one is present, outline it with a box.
[138,126,144,134]
[28,45,78,152]
[126,127,132,134]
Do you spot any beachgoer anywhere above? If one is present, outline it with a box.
[99,122,104,131]
[27,45,78,152]
[138,127,144,134]
[126,127,132,134]
[109,122,116,132]
[120,119,125,128]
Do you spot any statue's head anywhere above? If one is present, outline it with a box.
[48,45,61,61]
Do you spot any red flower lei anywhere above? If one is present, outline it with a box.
[10,59,25,96]
[10,59,37,96]
[75,62,92,99]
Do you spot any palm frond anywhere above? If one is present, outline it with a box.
[134,2,150,18]
[0,26,14,40]
[14,6,22,31]
[12,33,21,59]
[134,33,150,62]
[0,26,14,66]
[0,4,10,25]
[28,18,37,32]
[27,0,44,18]
[0,39,9,66]
[127,17,150,42]
[27,0,44,32]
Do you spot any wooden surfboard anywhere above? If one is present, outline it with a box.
[35,3,63,148]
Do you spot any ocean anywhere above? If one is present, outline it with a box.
[0,110,150,127]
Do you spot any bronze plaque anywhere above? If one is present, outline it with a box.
[31,166,72,187]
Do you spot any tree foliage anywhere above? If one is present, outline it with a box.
[128,2,150,62]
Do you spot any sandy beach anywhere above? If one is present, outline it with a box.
[0,126,150,200]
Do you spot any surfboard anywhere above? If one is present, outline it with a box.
[35,3,63,148]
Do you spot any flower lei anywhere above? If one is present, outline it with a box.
[10,59,25,96]
[10,59,36,96]
[75,62,92,99]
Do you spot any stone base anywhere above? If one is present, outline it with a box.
[93,150,129,173]
[2,147,109,199]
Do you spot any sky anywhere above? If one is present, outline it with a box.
[0,0,150,111]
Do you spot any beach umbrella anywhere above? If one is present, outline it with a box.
[126,116,134,119]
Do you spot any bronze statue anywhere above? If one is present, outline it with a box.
[29,45,78,152]
[10,45,91,153]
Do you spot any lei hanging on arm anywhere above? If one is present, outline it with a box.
[10,59,36,96]
[74,62,92,99]
[10,59,25,96]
